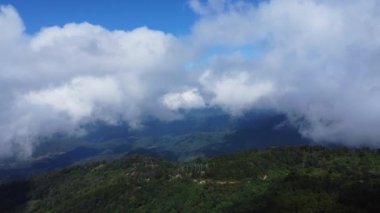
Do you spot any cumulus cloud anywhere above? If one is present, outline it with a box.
[191,0,380,145]
[0,5,189,159]
[0,5,24,43]
[162,88,206,110]
[25,76,122,122]
[1,0,380,158]
[200,70,275,115]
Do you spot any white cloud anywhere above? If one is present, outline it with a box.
[0,5,24,44]
[200,70,275,115]
[25,76,122,122]
[1,0,380,158]
[162,88,206,110]
[0,5,190,159]
[191,0,380,145]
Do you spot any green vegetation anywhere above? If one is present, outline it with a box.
[32,131,230,162]
[1,146,380,212]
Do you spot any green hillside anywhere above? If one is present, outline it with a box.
[1,146,380,212]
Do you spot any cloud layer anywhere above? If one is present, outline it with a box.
[191,0,380,146]
[1,0,380,158]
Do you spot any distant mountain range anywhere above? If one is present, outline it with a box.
[0,109,312,181]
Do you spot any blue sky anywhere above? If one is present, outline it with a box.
[0,0,197,34]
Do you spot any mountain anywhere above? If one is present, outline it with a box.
[0,111,311,181]
[1,146,379,212]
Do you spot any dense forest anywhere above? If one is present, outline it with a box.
[1,146,380,212]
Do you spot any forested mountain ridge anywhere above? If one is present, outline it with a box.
[1,146,380,212]
[0,112,311,181]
